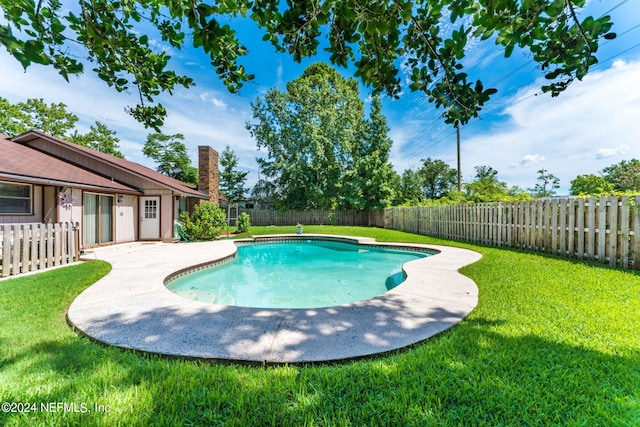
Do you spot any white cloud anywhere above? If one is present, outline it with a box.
[510,154,545,168]
[198,91,229,109]
[595,144,629,159]
[458,59,640,193]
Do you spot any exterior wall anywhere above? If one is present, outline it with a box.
[115,194,137,243]
[57,188,82,225]
[43,186,56,223]
[160,192,175,242]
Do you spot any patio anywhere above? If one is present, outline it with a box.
[68,236,481,364]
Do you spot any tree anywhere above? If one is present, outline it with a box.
[341,96,396,210]
[251,176,277,207]
[0,97,27,136]
[247,63,368,209]
[569,174,614,196]
[0,1,615,128]
[396,169,424,206]
[601,159,640,193]
[0,97,78,138]
[465,165,509,202]
[219,145,249,203]
[417,158,457,200]
[0,96,126,157]
[69,121,125,158]
[143,133,198,186]
[529,168,560,198]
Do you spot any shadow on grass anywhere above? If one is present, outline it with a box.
[67,290,474,364]
[2,314,638,426]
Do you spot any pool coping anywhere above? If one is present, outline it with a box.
[67,234,482,364]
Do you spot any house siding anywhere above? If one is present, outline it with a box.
[57,188,83,225]
[116,194,137,243]
[160,192,175,242]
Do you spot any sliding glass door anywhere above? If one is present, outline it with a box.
[84,193,113,246]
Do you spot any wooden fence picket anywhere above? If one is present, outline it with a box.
[0,222,79,277]
[237,197,640,270]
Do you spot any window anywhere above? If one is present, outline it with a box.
[0,181,32,215]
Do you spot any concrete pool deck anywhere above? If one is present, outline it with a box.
[67,235,482,364]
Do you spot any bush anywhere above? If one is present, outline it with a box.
[327,212,337,225]
[178,202,226,240]
[236,212,251,233]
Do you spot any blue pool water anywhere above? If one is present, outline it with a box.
[167,240,429,309]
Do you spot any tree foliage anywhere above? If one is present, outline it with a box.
[396,169,424,205]
[177,201,226,240]
[569,174,614,196]
[0,0,615,127]
[143,132,198,186]
[219,145,249,202]
[0,96,125,157]
[0,97,78,138]
[247,63,394,210]
[417,158,458,200]
[528,168,560,198]
[69,121,125,158]
[340,96,396,210]
[601,159,640,193]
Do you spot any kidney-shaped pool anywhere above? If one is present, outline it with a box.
[167,239,434,308]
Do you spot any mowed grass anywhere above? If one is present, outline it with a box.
[0,226,638,426]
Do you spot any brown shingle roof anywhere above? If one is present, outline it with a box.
[11,131,207,198]
[0,136,141,194]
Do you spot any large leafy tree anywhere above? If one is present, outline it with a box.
[219,145,249,203]
[601,159,640,193]
[465,165,509,202]
[247,63,367,209]
[341,96,396,210]
[142,132,198,186]
[417,157,457,200]
[0,96,126,157]
[569,174,614,196]
[0,97,78,138]
[0,1,615,128]
[69,121,125,158]
[396,169,424,206]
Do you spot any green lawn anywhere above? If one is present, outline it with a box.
[1,226,638,426]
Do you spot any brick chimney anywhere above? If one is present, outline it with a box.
[198,146,219,204]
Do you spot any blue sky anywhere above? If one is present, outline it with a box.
[1,0,639,195]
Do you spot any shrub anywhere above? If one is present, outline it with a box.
[178,202,226,240]
[327,212,337,225]
[237,212,251,233]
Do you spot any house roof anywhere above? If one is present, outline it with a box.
[0,136,142,194]
[10,131,208,198]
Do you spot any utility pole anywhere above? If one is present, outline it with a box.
[456,123,461,192]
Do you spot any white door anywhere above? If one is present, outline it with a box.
[140,196,160,240]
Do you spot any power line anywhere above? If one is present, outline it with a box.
[391,17,640,172]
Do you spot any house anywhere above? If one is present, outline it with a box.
[0,130,219,247]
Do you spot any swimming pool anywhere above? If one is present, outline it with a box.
[167,238,431,308]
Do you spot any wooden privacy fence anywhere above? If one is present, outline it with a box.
[246,209,371,226]
[0,222,80,278]
[378,196,640,269]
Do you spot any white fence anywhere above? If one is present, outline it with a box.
[0,222,80,278]
[375,196,640,269]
